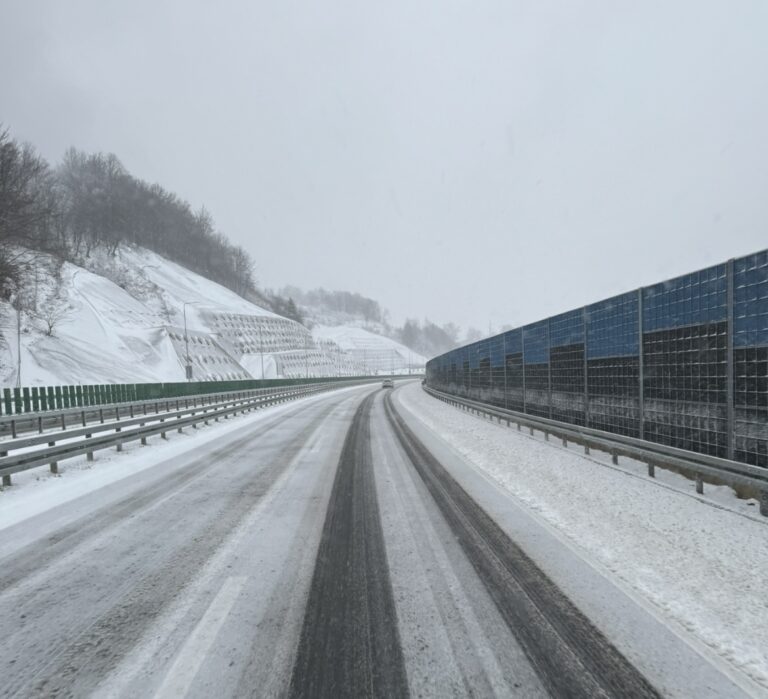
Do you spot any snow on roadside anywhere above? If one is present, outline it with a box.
[0,385,366,532]
[399,382,768,691]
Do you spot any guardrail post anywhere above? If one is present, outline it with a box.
[760,491,768,517]
[49,442,58,473]
[695,475,704,494]
[611,451,618,465]
[584,443,590,455]
[2,474,10,487]
[647,462,655,478]
[562,436,568,447]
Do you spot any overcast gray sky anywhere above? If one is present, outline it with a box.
[2,1,767,331]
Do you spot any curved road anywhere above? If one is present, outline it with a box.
[0,382,753,698]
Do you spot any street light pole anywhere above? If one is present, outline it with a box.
[258,320,265,379]
[183,304,191,380]
[182,301,202,381]
[10,293,21,388]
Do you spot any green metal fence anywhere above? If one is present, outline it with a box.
[0,375,414,417]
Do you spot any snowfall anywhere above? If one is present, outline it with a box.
[0,380,766,695]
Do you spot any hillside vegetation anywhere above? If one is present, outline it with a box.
[0,126,268,304]
[1,125,458,366]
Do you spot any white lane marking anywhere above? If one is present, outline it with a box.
[97,390,366,698]
[153,576,247,699]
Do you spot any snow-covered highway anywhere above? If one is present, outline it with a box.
[0,382,762,698]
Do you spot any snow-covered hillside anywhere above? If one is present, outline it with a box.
[0,246,424,387]
[312,325,426,373]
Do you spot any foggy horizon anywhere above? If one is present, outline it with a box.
[2,1,766,332]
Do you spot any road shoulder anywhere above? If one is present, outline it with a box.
[393,384,762,699]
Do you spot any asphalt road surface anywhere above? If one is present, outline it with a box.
[0,382,753,698]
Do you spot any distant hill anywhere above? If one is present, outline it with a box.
[312,325,427,374]
[278,285,461,359]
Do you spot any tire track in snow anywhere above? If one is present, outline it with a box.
[384,392,660,699]
[0,400,339,699]
[288,392,409,698]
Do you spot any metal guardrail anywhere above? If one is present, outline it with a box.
[1,374,420,417]
[0,386,300,439]
[423,385,768,517]
[0,379,376,485]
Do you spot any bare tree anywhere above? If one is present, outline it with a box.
[3,125,262,304]
[0,127,58,298]
[33,301,71,337]
[27,262,70,337]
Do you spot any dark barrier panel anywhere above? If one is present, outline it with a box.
[642,264,728,456]
[586,292,640,438]
[550,309,585,426]
[523,320,550,419]
[733,251,768,466]
[426,249,768,468]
